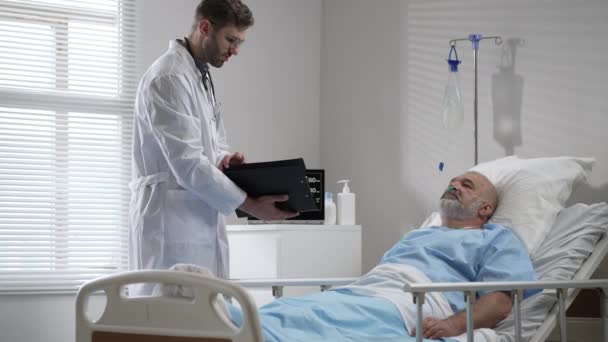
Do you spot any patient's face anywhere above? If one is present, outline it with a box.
[440,172,490,219]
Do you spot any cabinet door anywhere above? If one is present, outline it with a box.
[228,231,280,306]
[228,231,279,279]
[279,230,361,278]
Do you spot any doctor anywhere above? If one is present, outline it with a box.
[129,0,297,296]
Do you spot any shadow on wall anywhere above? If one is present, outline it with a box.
[491,37,525,156]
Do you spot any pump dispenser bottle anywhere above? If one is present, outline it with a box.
[337,180,356,225]
[324,192,336,225]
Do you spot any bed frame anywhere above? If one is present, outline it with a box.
[76,237,608,342]
[76,271,263,342]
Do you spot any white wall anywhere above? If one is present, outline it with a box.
[405,0,608,214]
[0,1,322,341]
[321,0,608,272]
[320,0,409,272]
[216,0,322,166]
[138,0,322,167]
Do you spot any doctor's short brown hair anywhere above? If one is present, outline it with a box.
[194,0,254,30]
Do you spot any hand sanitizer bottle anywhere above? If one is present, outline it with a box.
[324,192,336,225]
[337,180,356,225]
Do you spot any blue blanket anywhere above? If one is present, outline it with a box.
[227,288,457,342]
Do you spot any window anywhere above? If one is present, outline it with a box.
[0,0,136,293]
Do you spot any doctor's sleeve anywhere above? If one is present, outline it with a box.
[140,75,246,215]
[214,109,231,167]
[475,229,541,299]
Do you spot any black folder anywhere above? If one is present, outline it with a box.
[224,158,319,218]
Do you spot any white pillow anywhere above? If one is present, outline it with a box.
[470,156,595,254]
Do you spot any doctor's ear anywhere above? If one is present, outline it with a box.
[198,19,213,36]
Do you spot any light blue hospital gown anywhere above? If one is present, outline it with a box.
[380,223,540,312]
[228,223,539,341]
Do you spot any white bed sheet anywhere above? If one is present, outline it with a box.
[494,202,608,342]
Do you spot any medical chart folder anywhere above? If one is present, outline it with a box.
[224,158,319,218]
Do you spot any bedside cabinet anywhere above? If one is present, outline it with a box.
[227,224,361,306]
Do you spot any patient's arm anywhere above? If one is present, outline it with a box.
[411,291,512,339]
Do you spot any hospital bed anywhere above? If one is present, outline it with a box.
[76,202,608,342]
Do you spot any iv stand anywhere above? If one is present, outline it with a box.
[449,34,502,165]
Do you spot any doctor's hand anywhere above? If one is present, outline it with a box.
[409,317,462,339]
[220,152,245,170]
[238,195,299,221]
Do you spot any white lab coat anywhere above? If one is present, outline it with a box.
[128,40,246,296]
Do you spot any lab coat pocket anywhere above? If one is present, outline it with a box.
[130,183,164,239]
[163,190,218,265]
[129,182,167,272]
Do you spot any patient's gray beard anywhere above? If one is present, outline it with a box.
[440,198,483,221]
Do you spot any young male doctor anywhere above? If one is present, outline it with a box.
[129,0,297,296]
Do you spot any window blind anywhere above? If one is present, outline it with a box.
[0,0,137,293]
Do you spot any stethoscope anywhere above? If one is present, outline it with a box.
[183,38,221,124]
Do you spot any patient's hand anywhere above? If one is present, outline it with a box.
[410,292,512,339]
[410,317,462,339]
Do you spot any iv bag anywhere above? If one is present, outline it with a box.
[442,47,463,129]
[442,70,464,128]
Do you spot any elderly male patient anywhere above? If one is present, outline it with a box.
[225,171,539,341]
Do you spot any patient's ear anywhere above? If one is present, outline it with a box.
[479,202,494,219]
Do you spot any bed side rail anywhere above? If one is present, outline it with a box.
[233,278,357,298]
[404,279,608,342]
